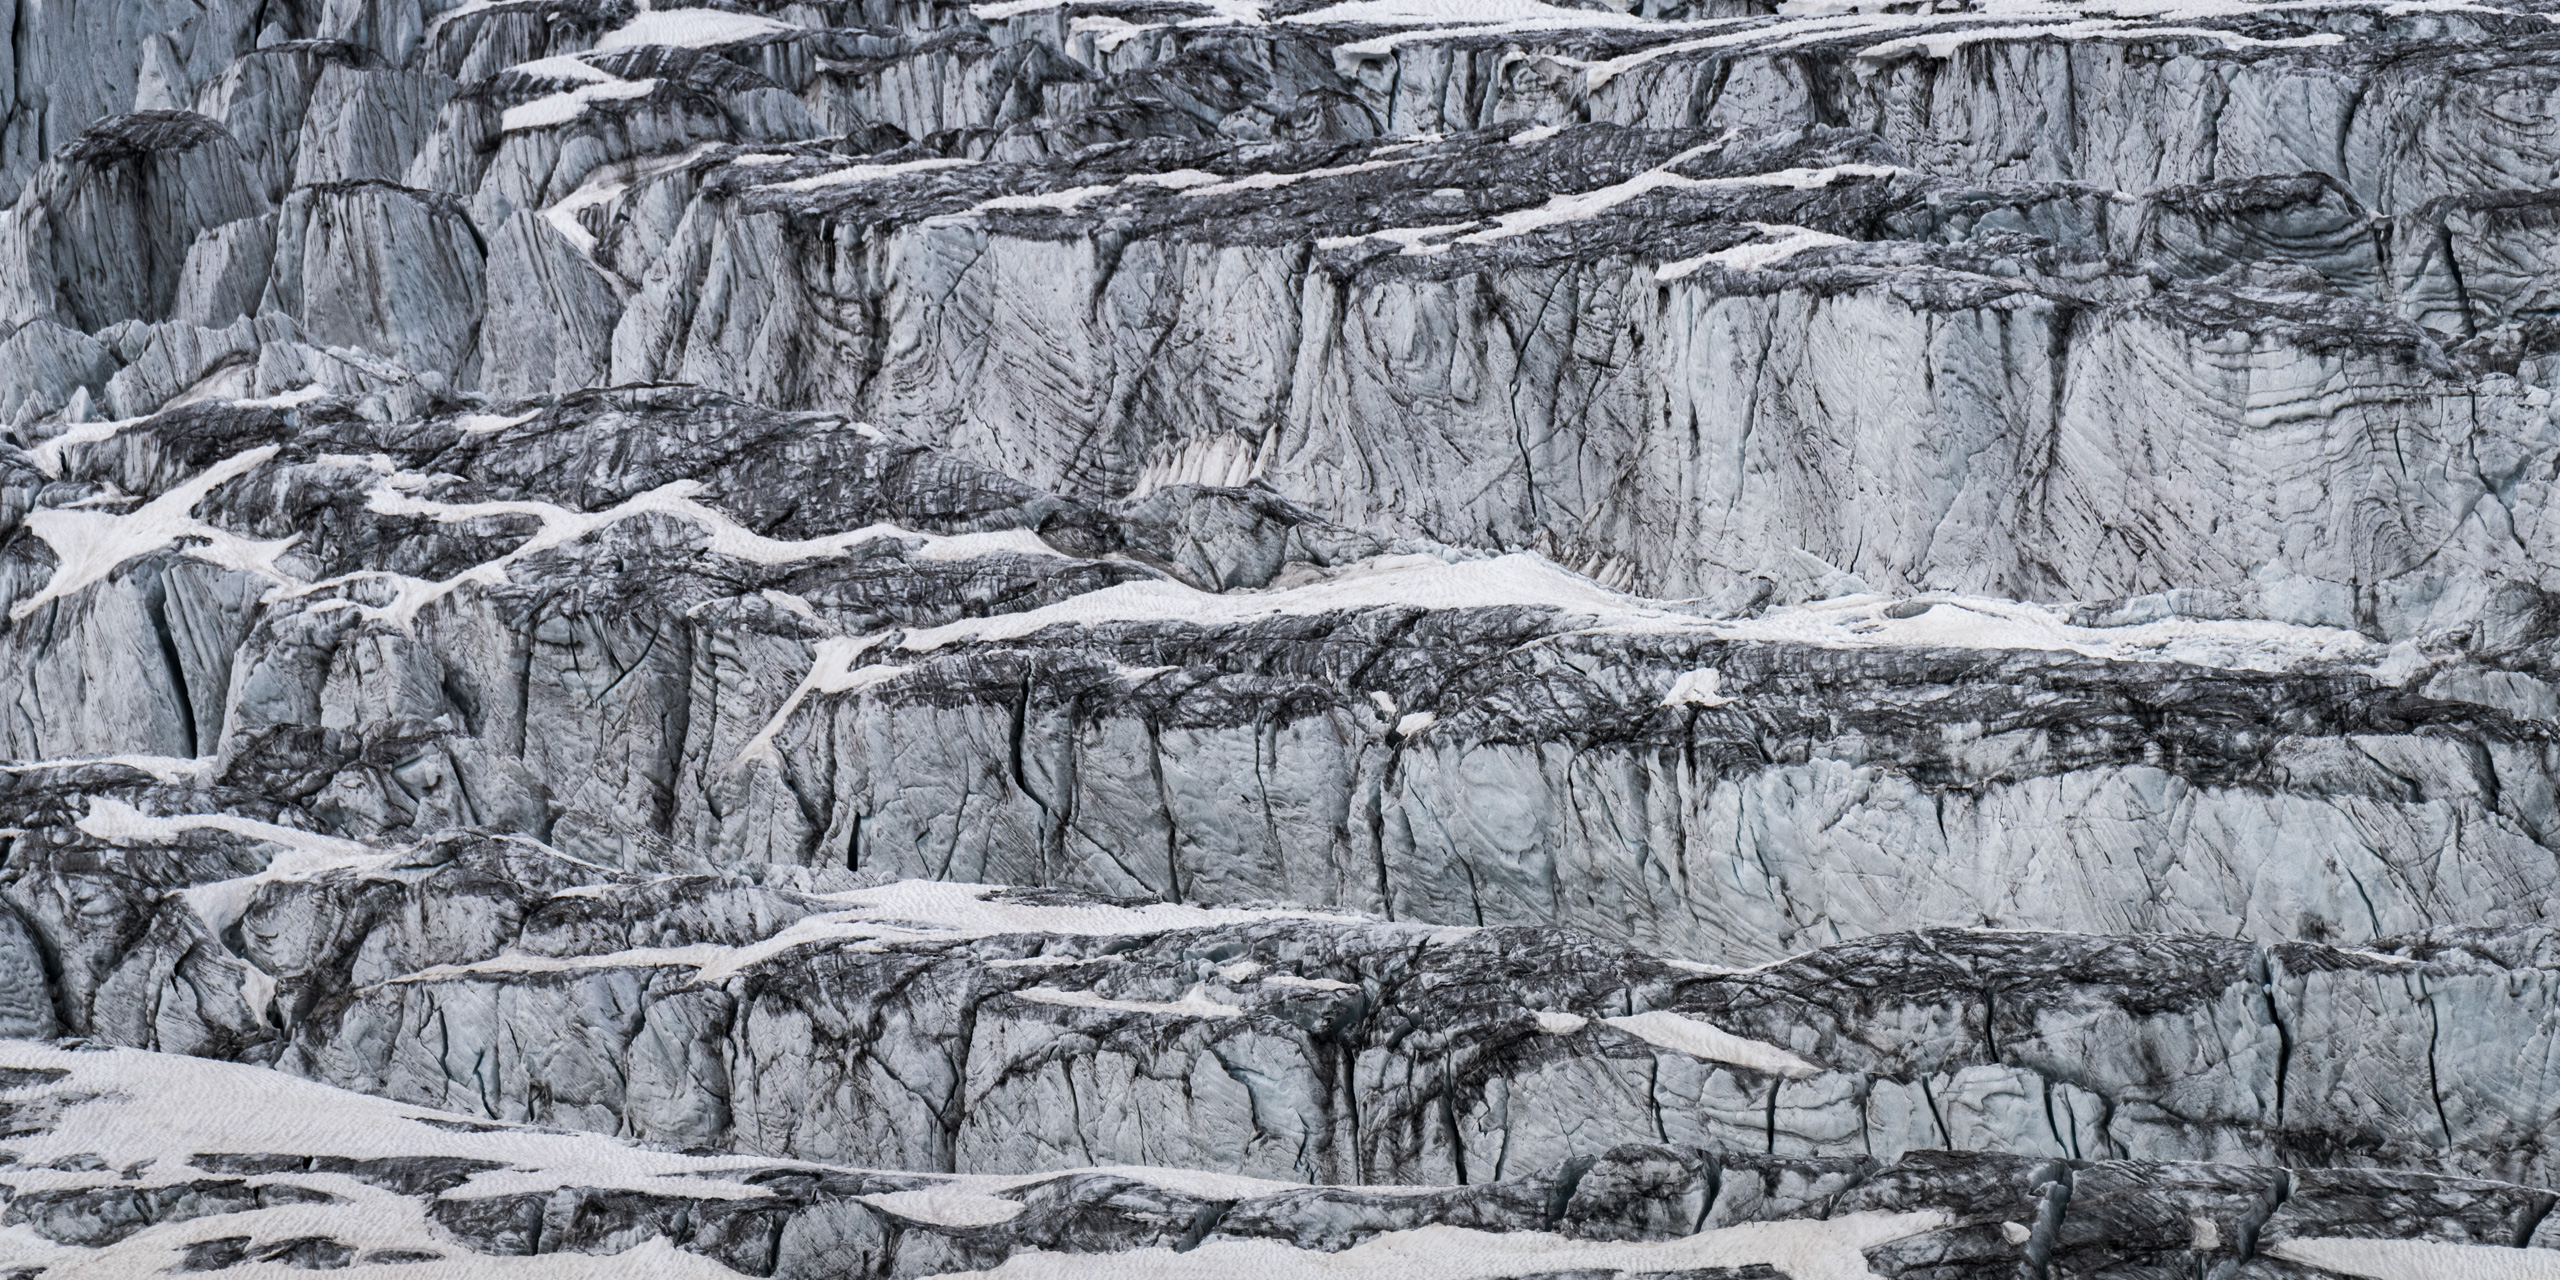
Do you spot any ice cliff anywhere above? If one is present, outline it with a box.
[11,0,2560,1275]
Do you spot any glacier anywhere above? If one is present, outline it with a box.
[12,0,2560,1275]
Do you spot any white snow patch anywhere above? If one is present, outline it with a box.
[1657,223,1850,279]
[732,633,893,767]
[1394,710,1438,737]
[509,54,614,83]
[423,0,514,36]
[22,1211,742,1280]
[546,882,634,901]
[341,478,1054,632]
[1305,0,1659,58]
[1457,158,1898,247]
[538,140,742,262]
[0,754,211,785]
[895,1166,1324,1221]
[510,54,616,84]
[278,569,470,630]
[760,588,819,619]
[834,663,911,693]
[979,0,1265,18]
[1191,0,1271,20]
[597,7,800,48]
[862,1186,1028,1227]
[501,77,657,132]
[398,881,1365,988]
[2368,639,2429,687]
[12,446,299,621]
[974,184,1120,212]
[1860,20,2343,59]
[160,363,257,411]
[896,553,1632,652]
[763,156,977,192]
[1016,982,1246,1019]
[1695,592,2383,674]
[812,551,2391,704]
[230,384,329,410]
[823,880,1366,941]
[1570,7,2354,90]
[1072,15,1161,51]
[1578,13,1921,88]
[1534,1010,1589,1034]
[1087,1165,1316,1202]
[1328,9,1670,59]
[1317,220,1478,255]
[8,1039,1635,1277]
[457,408,541,435]
[77,798,390,937]
[75,796,375,861]
[1603,1010,1821,1078]
[24,414,152,477]
[1179,156,1412,197]
[1266,973,1359,992]
[394,944,735,984]
[1292,0,1622,23]
[1128,168,1226,190]
[1509,124,1564,144]
[939,1212,1954,1279]
[2268,1236,2560,1280]
[543,176,628,256]
[0,1041,798,1203]
[1663,667,1736,707]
